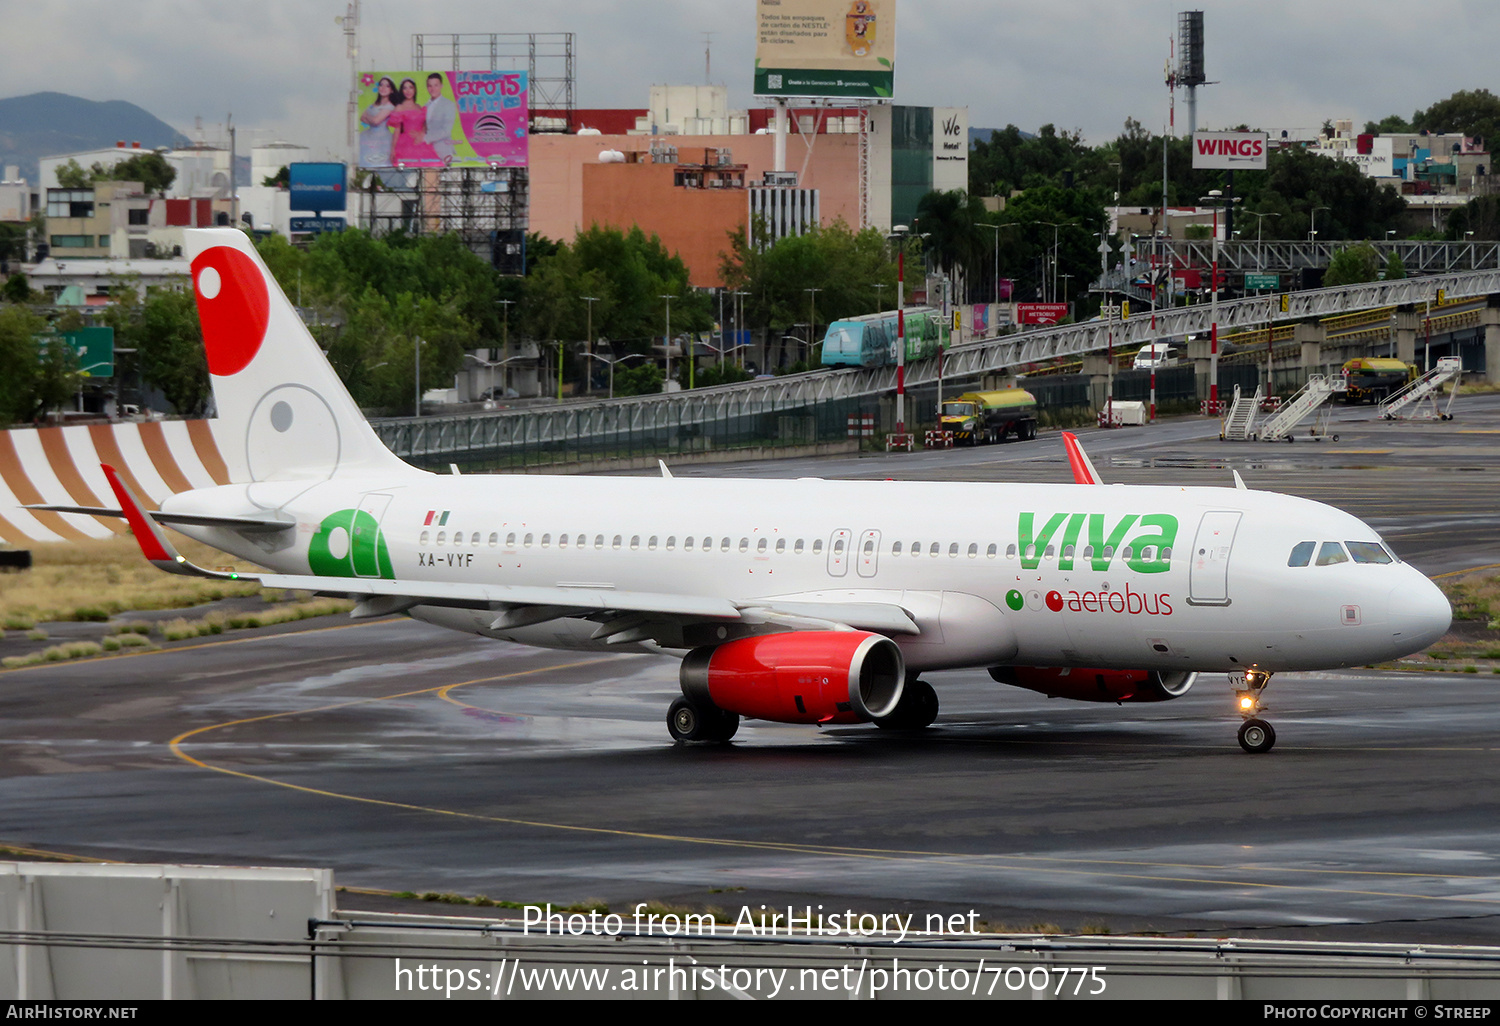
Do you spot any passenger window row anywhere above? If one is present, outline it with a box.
[416,530,827,555]
[1287,540,1396,567]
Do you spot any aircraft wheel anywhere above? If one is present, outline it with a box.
[710,709,740,742]
[1238,718,1276,754]
[875,679,939,730]
[668,697,715,742]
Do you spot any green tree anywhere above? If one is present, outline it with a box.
[0,305,48,423]
[613,362,663,397]
[92,152,178,195]
[1384,251,1407,280]
[1446,195,1500,240]
[262,165,290,188]
[1414,88,1500,146]
[55,159,88,189]
[131,286,211,415]
[1323,243,1383,287]
[1365,114,1412,135]
[2,272,33,304]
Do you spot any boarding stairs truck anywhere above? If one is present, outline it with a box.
[1220,385,1264,441]
[1252,374,1348,442]
[938,389,1039,445]
[1379,357,1463,421]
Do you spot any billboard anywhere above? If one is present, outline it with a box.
[1016,303,1069,326]
[1191,131,1268,170]
[288,163,346,213]
[754,0,895,99]
[357,71,529,169]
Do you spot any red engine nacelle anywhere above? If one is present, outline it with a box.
[680,631,905,725]
[989,666,1197,703]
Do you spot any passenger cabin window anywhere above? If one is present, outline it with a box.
[684,537,695,551]
[987,544,998,558]
[1346,541,1394,564]
[1006,544,1017,559]
[594,535,604,549]
[794,540,804,554]
[776,539,786,554]
[759,538,769,553]
[558,535,568,548]
[436,531,447,545]
[929,543,940,557]
[630,535,640,550]
[540,534,550,548]
[949,543,960,558]
[506,532,517,547]
[968,543,978,558]
[1288,541,1315,567]
[813,539,824,554]
[740,538,750,553]
[892,541,903,555]
[523,533,533,548]
[833,539,845,554]
[489,533,498,547]
[420,531,429,545]
[612,535,622,550]
[1316,541,1349,566]
[721,537,731,552]
[665,536,674,551]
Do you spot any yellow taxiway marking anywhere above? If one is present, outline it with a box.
[162,667,1500,906]
[1322,449,1393,454]
[1457,430,1500,434]
[1433,563,1500,579]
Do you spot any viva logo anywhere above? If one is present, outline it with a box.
[308,509,394,579]
[1017,512,1179,574]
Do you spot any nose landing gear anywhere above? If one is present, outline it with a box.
[1233,668,1276,753]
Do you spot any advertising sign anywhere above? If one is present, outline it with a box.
[754,0,896,99]
[288,163,346,213]
[290,217,347,234]
[357,70,529,169]
[1016,303,1069,326]
[1191,131,1268,170]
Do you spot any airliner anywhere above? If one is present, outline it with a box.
[34,229,1452,753]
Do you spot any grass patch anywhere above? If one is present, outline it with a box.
[0,536,264,624]
[1438,569,1500,622]
[3,640,103,669]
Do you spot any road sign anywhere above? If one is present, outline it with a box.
[290,217,346,234]
[1016,303,1070,326]
[1245,273,1280,290]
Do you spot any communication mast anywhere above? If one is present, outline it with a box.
[1176,11,1206,136]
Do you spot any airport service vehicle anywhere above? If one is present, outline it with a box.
[38,230,1452,755]
[1132,342,1177,369]
[938,390,1038,444]
[1341,357,1416,404]
[820,308,941,368]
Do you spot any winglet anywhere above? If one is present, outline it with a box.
[100,465,238,580]
[658,460,673,479]
[1061,432,1102,485]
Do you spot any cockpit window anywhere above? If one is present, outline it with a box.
[1346,541,1394,564]
[1288,541,1315,567]
[1315,541,1349,566]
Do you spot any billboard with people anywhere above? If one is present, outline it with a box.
[356,70,529,169]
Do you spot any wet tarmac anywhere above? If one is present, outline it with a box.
[4,395,1500,942]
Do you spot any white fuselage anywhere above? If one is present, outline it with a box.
[165,472,1453,675]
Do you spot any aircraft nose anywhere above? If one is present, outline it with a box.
[1389,576,1452,652]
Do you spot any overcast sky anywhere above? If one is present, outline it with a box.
[4,1,1496,157]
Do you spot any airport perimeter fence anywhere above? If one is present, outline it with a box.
[374,392,882,472]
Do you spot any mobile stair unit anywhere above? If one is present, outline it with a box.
[1254,374,1347,442]
[1220,385,1263,440]
[1380,356,1463,421]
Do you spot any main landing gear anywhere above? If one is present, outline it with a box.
[667,697,739,743]
[875,678,939,730]
[1233,668,1276,753]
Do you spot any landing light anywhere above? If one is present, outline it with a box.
[1238,696,1256,711]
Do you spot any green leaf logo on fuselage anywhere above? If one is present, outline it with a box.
[308,508,394,579]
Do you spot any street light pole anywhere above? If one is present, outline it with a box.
[1199,189,1239,412]
[804,287,822,365]
[580,296,598,396]
[659,294,674,384]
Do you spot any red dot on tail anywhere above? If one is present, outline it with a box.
[1045,591,1065,612]
[190,246,270,376]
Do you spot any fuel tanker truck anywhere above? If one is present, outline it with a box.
[937,388,1039,445]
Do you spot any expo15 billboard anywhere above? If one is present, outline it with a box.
[357,70,528,169]
[754,0,895,99]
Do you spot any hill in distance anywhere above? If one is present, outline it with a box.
[0,92,189,183]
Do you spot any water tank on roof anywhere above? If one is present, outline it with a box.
[598,150,626,163]
[577,127,602,136]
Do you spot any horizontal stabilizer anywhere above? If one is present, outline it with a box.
[24,504,295,534]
